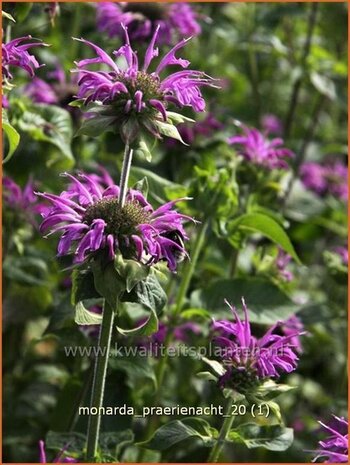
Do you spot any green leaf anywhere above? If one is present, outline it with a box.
[191,277,298,325]
[154,120,188,144]
[99,430,134,458]
[76,115,116,137]
[228,213,301,264]
[130,166,183,204]
[310,72,336,100]
[45,431,85,457]
[197,371,219,383]
[202,357,226,376]
[110,357,157,391]
[49,377,84,431]
[92,259,126,311]
[71,268,101,306]
[2,11,15,22]
[228,424,293,451]
[252,380,295,401]
[18,104,74,164]
[166,111,195,124]
[2,115,20,163]
[138,418,214,451]
[122,270,167,314]
[134,133,156,162]
[74,301,103,325]
[116,306,158,336]
[114,255,150,293]
[180,308,212,320]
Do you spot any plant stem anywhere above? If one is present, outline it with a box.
[282,94,325,208]
[284,3,319,139]
[137,220,209,458]
[207,399,235,463]
[86,301,115,462]
[229,248,239,279]
[119,144,134,207]
[174,219,209,316]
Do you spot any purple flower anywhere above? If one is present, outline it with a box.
[276,249,293,282]
[73,25,216,142]
[24,77,58,104]
[2,36,47,82]
[280,315,304,353]
[326,161,348,201]
[334,246,348,265]
[212,299,303,392]
[96,2,201,45]
[24,64,78,107]
[228,126,294,170]
[261,114,283,136]
[37,172,193,271]
[300,160,348,201]
[39,440,77,463]
[311,416,348,463]
[3,176,44,224]
[300,162,328,194]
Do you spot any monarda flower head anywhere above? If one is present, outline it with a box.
[212,299,303,393]
[228,126,294,170]
[96,2,201,45]
[37,172,193,271]
[72,24,217,144]
[311,415,348,463]
[3,176,44,225]
[300,160,348,201]
[2,36,47,85]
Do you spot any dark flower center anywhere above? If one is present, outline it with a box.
[222,366,260,394]
[83,197,151,236]
[117,71,164,103]
[124,3,166,21]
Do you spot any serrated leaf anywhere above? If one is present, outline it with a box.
[228,423,293,451]
[228,213,301,264]
[122,270,167,314]
[74,301,102,325]
[138,418,214,451]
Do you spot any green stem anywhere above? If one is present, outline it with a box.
[174,219,209,316]
[228,248,239,279]
[85,301,115,462]
[119,144,134,208]
[284,3,319,139]
[207,399,235,463]
[137,220,209,460]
